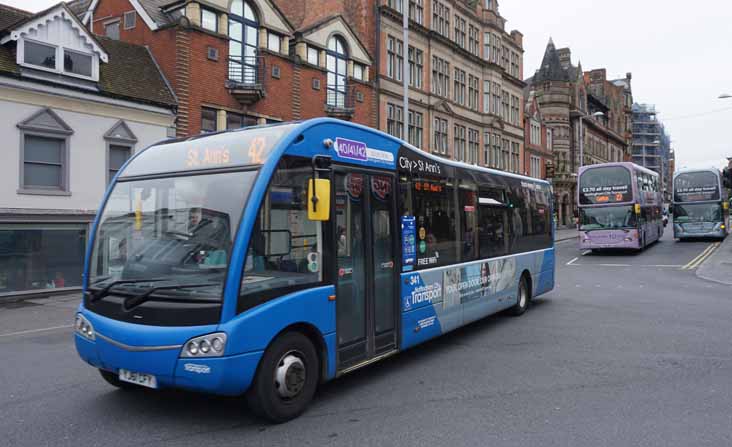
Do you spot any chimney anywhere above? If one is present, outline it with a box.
[557,48,571,70]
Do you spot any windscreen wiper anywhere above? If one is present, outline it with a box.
[122,283,220,311]
[88,278,169,303]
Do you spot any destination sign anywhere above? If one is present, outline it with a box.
[579,184,632,205]
[120,124,297,178]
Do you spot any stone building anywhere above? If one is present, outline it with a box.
[375,0,526,172]
[526,39,633,226]
[523,89,552,179]
[71,0,376,136]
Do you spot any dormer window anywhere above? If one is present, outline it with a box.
[20,39,96,80]
[3,4,107,84]
[24,41,56,70]
[64,49,92,77]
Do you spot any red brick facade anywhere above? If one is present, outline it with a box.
[86,0,375,137]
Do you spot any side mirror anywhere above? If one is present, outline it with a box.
[724,201,729,211]
[634,203,641,215]
[308,178,331,221]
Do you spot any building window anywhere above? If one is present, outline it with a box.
[485,0,493,9]
[105,20,120,40]
[108,144,131,183]
[22,135,66,190]
[23,40,56,70]
[530,120,541,145]
[408,110,423,148]
[353,63,365,81]
[386,103,404,140]
[492,83,501,115]
[63,49,92,77]
[492,134,501,169]
[432,56,449,98]
[453,68,466,106]
[468,128,479,165]
[483,131,490,166]
[201,8,218,32]
[433,117,448,155]
[267,32,281,53]
[408,46,423,89]
[468,75,479,111]
[483,80,490,113]
[326,35,348,108]
[201,108,217,133]
[502,90,510,121]
[228,0,259,84]
[511,142,520,173]
[547,129,553,151]
[226,111,257,129]
[388,0,403,13]
[468,25,480,56]
[432,1,450,38]
[454,15,466,49]
[386,35,403,81]
[0,225,87,293]
[530,155,541,178]
[409,0,424,25]
[483,32,490,61]
[123,11,136,29]
[454,124,466,161]
[510,51,520,78]
[307,46,319,65]
[510,95,520,126]
[492,34,501,65]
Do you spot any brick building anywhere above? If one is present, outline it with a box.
[523,89,552,179]
[526,39,633,227]
[374,0,526,172]
[70,0,376,136]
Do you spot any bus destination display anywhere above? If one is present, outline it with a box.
[579,184,631,204]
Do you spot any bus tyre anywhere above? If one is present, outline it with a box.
[510,276,530,316]
[99,369,136,390]
[246,332,319,423]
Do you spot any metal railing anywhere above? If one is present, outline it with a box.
[325,83,356,111]
[227,56,265,87]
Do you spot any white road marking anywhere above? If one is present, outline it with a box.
[0,325,72,338]
[567,257,579,266]
[581,250,592,256]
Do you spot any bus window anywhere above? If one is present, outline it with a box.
[405,176,459,269]
[238,157,323,312]
[458,181,478,262]
[478,187,507,258]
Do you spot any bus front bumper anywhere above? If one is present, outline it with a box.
[674,224,727,239]
[74,311,262,396]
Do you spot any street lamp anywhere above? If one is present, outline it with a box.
[579,111,605,167]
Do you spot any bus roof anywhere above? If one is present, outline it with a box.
[673,167,722,177]
[578,161,659,178]
[118,118,551,186]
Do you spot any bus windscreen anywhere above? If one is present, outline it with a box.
[579,166,632,205]
[674,172,720,202]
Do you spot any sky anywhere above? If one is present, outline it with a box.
[7,0,732,169]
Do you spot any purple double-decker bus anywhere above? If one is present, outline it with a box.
[578,162,664,251]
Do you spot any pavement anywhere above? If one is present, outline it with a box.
[3,230,732,446]
[696,233,732,285]
[555,227,578,242]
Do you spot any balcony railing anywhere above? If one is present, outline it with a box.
[226,56,265,105]
[325,83,356,118]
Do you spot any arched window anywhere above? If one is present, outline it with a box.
[228,0,259,84]
[326,36,348,107]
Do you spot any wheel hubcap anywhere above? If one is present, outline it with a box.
[274,352,306,399]
[519,285,527,308]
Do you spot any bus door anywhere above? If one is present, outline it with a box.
[334,169,398,371]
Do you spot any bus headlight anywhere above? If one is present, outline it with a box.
[74,313,95,341]
[181,333,227,358]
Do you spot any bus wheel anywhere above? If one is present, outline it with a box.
[246,332,319,423]
[99,369,136,390]
[510,275,530,316]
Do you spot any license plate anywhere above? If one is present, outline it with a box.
[118,369,158,389]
